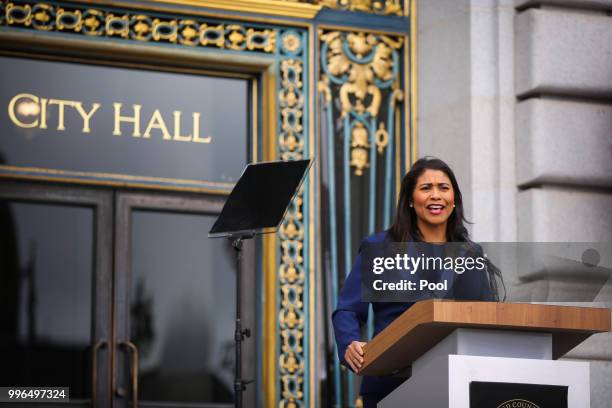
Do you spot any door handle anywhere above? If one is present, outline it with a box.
[118,340,139,408]
[91,339,107,408]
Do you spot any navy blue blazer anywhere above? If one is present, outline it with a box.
[332,231,494,397]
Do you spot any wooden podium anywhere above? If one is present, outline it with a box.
[358,300,611,407]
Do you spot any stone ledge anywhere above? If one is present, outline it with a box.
[517,187,612,242]
[516,0,612,11]
[516,98,612,188]
[515,8,612,97]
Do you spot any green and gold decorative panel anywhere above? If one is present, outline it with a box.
[281,0,407,16]
[4,2,277,53]
[318,26,411,408]
[276,27,311,408]
[315,0,405,16]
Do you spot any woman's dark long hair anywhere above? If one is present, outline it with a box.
[388,156,505,301]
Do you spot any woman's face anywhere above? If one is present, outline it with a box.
[411,169,455,229]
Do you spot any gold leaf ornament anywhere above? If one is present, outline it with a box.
[181,25,197,41]
[350,148,369,176]
[282,32,301,53]
[323,33,350,77]
[280,353,301,373]
[347,32,374,58]
[372,42,394,81]
[351,122,370,148]
[350,122,371,176]
[280,263,300,283]
[34,10,50,23]
[375,122,389,154]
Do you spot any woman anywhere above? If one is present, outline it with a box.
[332,156,502,407]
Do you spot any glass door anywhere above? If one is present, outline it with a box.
[0,181,113,407]
[112,192,257,408]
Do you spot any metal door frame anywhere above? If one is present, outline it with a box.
[0,180,113,408]
[112,191,257,408]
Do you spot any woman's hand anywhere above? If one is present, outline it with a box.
[344,340,367,373]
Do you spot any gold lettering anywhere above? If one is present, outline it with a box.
[7,95,214,145]
[48,99,75,131]
[143,109,171,140]
[8,93,39,128]
[113,103,142,137]
[39,98,48,129]
[74,102,101,133]
[172,110,192,142]
[191,112,211,143]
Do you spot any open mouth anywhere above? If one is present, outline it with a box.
[426,204,445,215]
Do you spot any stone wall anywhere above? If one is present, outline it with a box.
[515,2,612,405]
[418,0,612,405]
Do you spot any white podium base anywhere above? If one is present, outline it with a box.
[379,329,589,408]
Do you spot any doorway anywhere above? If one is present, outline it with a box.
[0,182,257,408]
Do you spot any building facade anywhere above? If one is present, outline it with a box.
[0,0,610,407]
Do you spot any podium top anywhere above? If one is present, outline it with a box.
[359,300,611,376]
